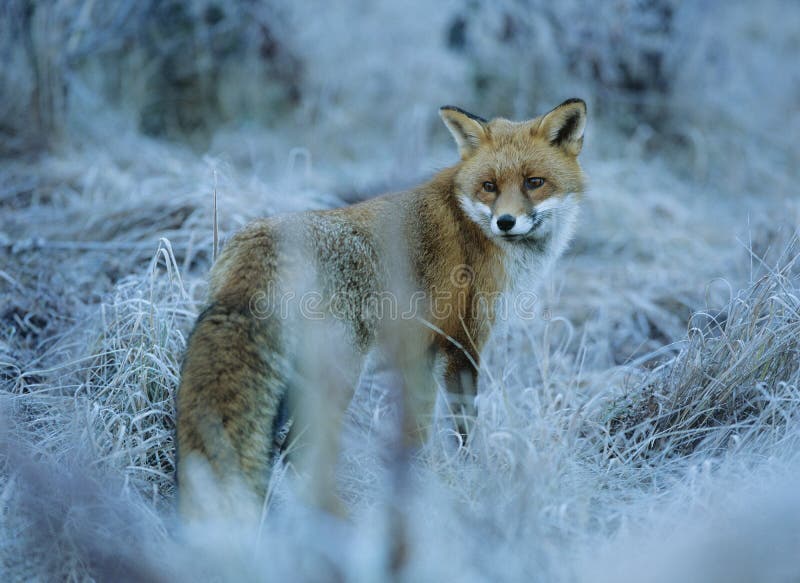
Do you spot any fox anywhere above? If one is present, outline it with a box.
[176,98,587,520]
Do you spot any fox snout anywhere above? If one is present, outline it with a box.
[491,212,538,236]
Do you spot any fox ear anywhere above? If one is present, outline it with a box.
[439,106,488,159]
[538,98,587,156]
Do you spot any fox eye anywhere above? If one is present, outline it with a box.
[482,181,497,193]
[525,177,545,190]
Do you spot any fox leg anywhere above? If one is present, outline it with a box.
[441,345,479,445]
[284,345,365,516]
[398,345,439,449]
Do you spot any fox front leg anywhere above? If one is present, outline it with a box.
[441,345,479,445]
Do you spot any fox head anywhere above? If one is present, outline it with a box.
[440,99,586,248]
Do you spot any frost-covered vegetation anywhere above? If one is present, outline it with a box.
[1,0,799,580]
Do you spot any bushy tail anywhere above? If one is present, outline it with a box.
[176,303,287,521]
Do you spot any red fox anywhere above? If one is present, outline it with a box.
[176,98,587,519]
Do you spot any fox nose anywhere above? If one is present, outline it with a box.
[496,214,516,232]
